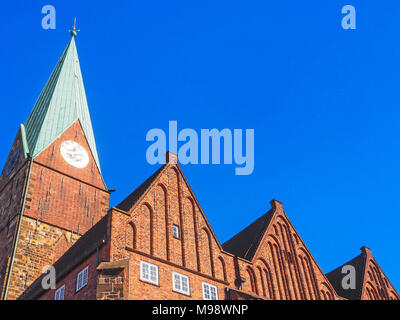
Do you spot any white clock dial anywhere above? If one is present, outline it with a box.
[60,141,89,168]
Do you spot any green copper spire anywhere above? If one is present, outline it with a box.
[24,31,101,172]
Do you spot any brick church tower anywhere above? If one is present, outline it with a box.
[0,31,110,299]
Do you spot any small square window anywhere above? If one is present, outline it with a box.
[172,272,190,295]
[76,266,88,292]
[140,261,159,285]
[172,225,180,239]
[54,285,65,300]
[202,282,218,300]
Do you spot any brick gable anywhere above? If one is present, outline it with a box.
[114,157,225,278]
[250,200,338,300]
[326,246,400,300]
[361,247,400,300]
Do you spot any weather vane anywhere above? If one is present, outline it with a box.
[70,17,80,37]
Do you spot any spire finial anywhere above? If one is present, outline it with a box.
[70,17,80,37]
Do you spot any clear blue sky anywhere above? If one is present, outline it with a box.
[1,1,400,289]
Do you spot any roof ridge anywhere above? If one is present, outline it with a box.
[222,208,274,260]
[325,251,365,276]
[116,164,167,212]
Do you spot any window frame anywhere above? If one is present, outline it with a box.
[172,224,180,239]
[172,272,190,296]
[76,266,89,292]
[140,261,159,285]
[54,284,65,300]
[202,282,218,300]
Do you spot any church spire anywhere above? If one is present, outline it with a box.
[23,30,101,171]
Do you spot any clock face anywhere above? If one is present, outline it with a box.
[5,148,20,176]
[60,141,89,169]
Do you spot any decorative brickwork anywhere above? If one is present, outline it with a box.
[247,200,337,300]
[361,247,399,300]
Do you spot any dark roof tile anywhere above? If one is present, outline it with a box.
[222,208,274,260]
[116,165,166,212]
[325,250,367,300]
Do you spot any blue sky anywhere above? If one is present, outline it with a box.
[1,1,400,289]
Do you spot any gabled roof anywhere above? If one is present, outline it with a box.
[325,248,367,300]
[24,36,101,171]
[116,154,225,251]
[222,206,274,260]
[116,165,166,212]
[326,246,400,300]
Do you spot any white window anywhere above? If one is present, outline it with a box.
[54,285,65,300]
[140,261,159,285]
[172,225,180,239]
[172,272,190,295]
[202,282,218,300]
[76,266,88,292]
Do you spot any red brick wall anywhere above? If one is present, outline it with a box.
[25,121,109,234]
[4,121,110,299]
[0,129,29,298]
[38,251,101,300]
[35,238,110,300]
[125,251,228,300]
[34,121,106,190]
[23,161,109,234]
